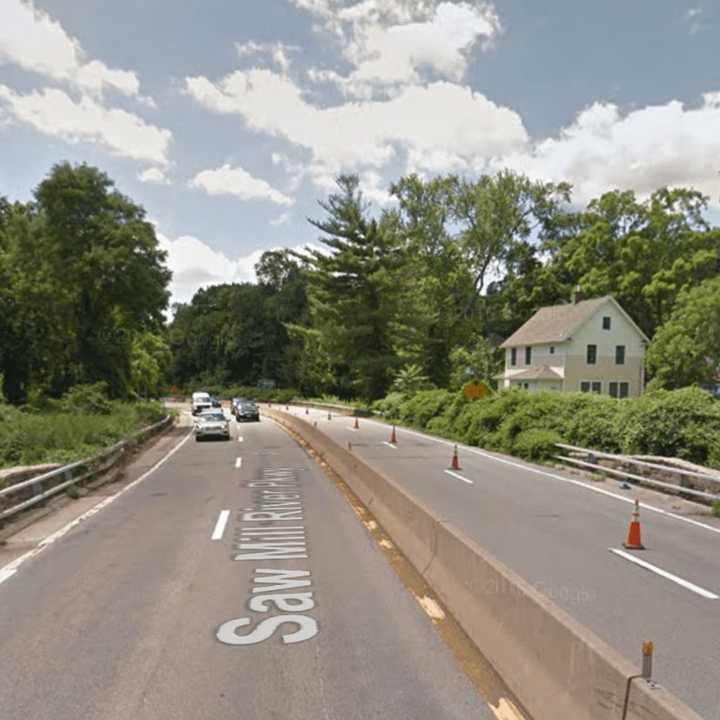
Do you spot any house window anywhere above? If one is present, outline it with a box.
[586,344,597,364]
[615,345,625,365]
[610,382,630,398]
[592,381,602,393]
[525,346,532,365]
[580,381,590,393]
[581,381,601,394]
[602,316,611,330]
[510,348,517,366]
[523,382,529,390]
[549,346,555,354]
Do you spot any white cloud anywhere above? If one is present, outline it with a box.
[359,170,395,206]
[158,231,315,305]
[341,3,500,97]
[684,7,705,35]
[159,232,264,305]
[270,212,291,227]
[235,41,297,73]
[498,92,720,206]
[294,1,500,97]
[0,0,140,96]
[271,152,305,191]
[186,69,527,183]
[138,167,170,184]
[0,85,171,164]
[191,164,295,205]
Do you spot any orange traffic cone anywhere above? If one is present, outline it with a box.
[353,416,359,430]
[390,426,397,444]
[623,499,644,549]
[450,445,461,470]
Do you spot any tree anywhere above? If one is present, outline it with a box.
[391,364,432,394]
[388,175,475,386]
[130,332,172,398]
[296,175,419,400]
[550,188,719,337]
[0,163,171,403]
[452,169,572,328]
[646,277,720,390]
[448,339,502,391]
[34,163,171,396]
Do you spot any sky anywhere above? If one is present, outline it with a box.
[1,0,719,306]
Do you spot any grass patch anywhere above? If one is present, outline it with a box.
[0,399,166,470]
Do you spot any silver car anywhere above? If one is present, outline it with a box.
[194,410,230,441]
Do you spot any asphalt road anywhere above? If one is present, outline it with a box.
[282,405,720,720]
[0,411,505,720]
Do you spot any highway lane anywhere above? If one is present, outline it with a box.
[281,405,720,719]
[0,411,506,720]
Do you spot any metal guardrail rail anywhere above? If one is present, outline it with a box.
[554,442,720,503]
[0,415,173,523]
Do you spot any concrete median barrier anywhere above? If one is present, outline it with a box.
[264,408,703,720]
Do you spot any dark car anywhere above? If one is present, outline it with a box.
[235,401,260,422]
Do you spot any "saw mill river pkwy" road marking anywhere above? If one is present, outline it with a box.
[216,466,318,646]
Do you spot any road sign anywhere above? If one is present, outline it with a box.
[463,381,490,400]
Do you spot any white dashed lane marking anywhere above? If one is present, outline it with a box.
[609,548,719,599]
[211,510,231,541]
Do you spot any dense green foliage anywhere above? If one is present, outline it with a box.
[374,388,720,468]
[0,384,166,469]
[646,277,720,390]
[167,249,308,392]
[170,173,719,400]
[168,384,298,404]
[0,164,170,404]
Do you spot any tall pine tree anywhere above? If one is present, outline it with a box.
[296,175,417,400]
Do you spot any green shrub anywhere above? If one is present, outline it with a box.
[397,389,453,427]
[371,392,406,420]
[369,385,720,471]
[454,391,527,447]
[565,395,623,453]
[61,383,112,415]
[615,387,720,465]
[712,501,720,519]
[512,428,563,461]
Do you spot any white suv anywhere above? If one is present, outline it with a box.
[191,391,213,416]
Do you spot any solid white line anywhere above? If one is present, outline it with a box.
[444,469,474,485]
[235,457,242,469]
[609,548,719,599]
[211,510,231,541]
[382,441,397,450]
[359,418,720,537]
[0,427,194,589]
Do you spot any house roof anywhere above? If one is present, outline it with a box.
[500,295,648,348]
[501,365,563,381]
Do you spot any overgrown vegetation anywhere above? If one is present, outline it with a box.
[0,163,171,404]
[0,384,166,469]
[373,387,720,468]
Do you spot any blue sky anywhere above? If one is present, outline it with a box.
[1,0,719,305]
